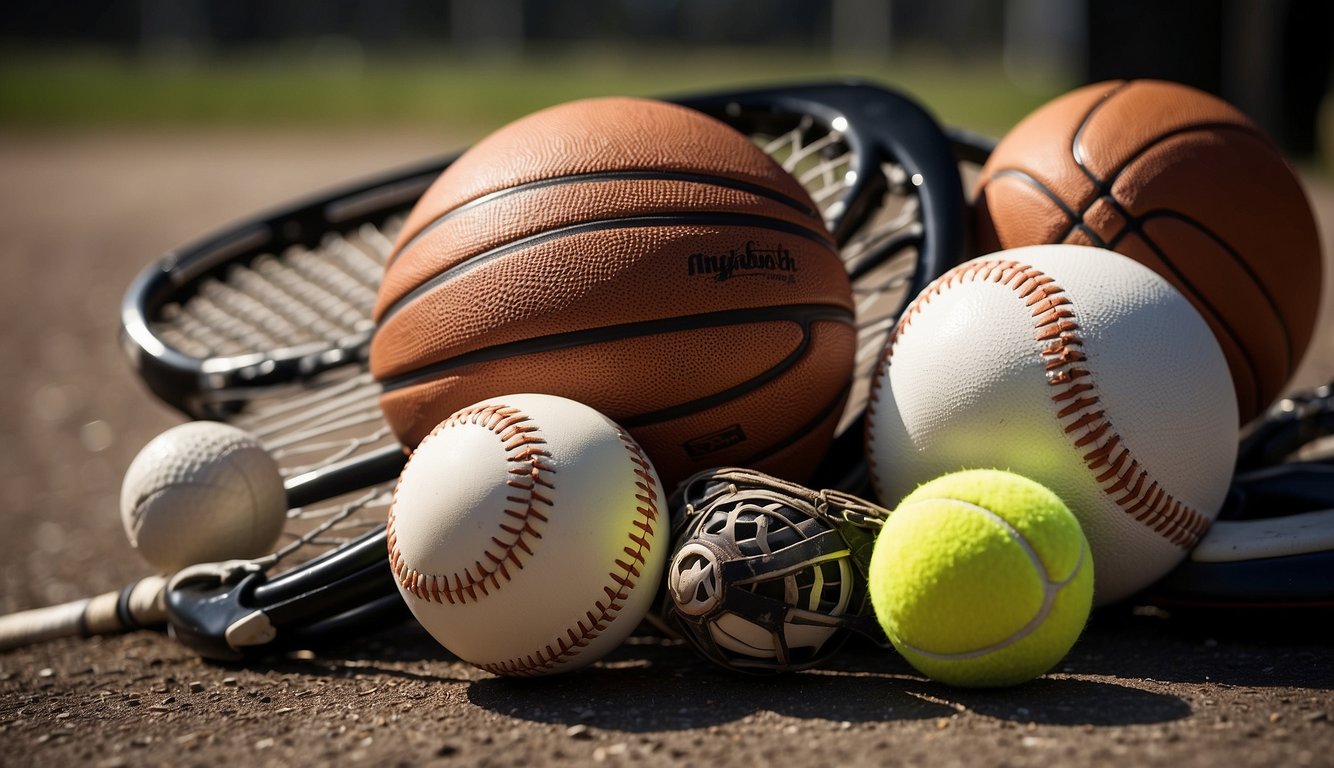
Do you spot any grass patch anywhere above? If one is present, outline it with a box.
[0,46,1068,136]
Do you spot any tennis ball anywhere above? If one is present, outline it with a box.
[868,469,1093,687]
[120,421,288,573]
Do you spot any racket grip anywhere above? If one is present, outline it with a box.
[0,576,168,651]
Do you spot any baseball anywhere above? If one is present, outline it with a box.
[120,421,287,573]
[866,245,1238,605]
[387,393,666,676]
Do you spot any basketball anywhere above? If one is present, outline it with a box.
[973,79,1322,423]
[369,97,855,488]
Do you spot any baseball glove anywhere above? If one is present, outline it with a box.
[659,467,891,674]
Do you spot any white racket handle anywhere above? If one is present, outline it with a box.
[0,576,168,651]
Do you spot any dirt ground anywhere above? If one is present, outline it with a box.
[1,127,1332,768]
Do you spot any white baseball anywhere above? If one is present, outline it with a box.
[866,245,1237,605]
[120,421,287,572]
[388,393,666,676]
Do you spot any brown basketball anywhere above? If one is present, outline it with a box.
[370,97,855,488]
[973,79,1322,423]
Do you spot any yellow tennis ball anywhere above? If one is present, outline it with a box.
[868,469,1093,687]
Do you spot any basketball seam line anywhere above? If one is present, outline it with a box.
[726,377,852,468]
[986,168,1104,247]
[867,258,1211,550]
[1067,79,1134,189]
[1067,80,1279,197]
[377,304,855,393]
[477,427,660,677]
[1063,82,1293,403]
[1066,121,1288,248]
[617,309,850,430]
[1109,207,1291,395]
[376,211,835,326]
[387,403,552,606]
[982,167,1273,416]
[979,174,1267,416]
[388,169,825,272]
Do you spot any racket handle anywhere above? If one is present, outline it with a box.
[0,576,168,651]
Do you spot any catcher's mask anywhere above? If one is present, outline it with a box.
[661,468,888,673]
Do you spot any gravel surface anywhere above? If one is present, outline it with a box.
[1,129,1332,767]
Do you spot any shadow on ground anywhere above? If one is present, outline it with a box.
[463,632,1195,732]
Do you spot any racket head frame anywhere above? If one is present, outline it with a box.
[119,155,455,419]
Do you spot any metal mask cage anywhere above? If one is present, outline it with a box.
[663,493,877,673]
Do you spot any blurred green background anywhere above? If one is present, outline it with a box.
[2,0,1330,163]
[0,48,1064,138]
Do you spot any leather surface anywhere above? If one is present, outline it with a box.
[387,394,666,675]
[370,97,854,488]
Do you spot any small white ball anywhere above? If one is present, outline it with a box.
[388,393,667,676]
[120,421,287,572]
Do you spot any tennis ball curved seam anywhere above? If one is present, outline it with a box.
[889,498,1088,662]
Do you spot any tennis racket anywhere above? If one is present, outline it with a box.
[1144,380,1334,614]
[0,80,978,659]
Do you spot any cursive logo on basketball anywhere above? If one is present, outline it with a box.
[687,241,798,284]
[683,424,747,459]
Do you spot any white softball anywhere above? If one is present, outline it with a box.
[120,421,287,572]
[388,393,666,676]
[866,245,1237,605]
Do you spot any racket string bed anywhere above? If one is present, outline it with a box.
[151,218,402,360]
[755,116,856,220]
[218,262,329,346]
[838,166,925,433]
[230,372,398,568]
[146,216,408,582]
[264,487,393,567]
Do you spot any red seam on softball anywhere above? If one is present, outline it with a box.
[474,426,660,677]
[868,257,1210,550]
[387,402,553,605]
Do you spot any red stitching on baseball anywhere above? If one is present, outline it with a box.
[868,258,1210,550]
[476,427,659,677]
[387,402,553,605]
[390,415,660,677]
